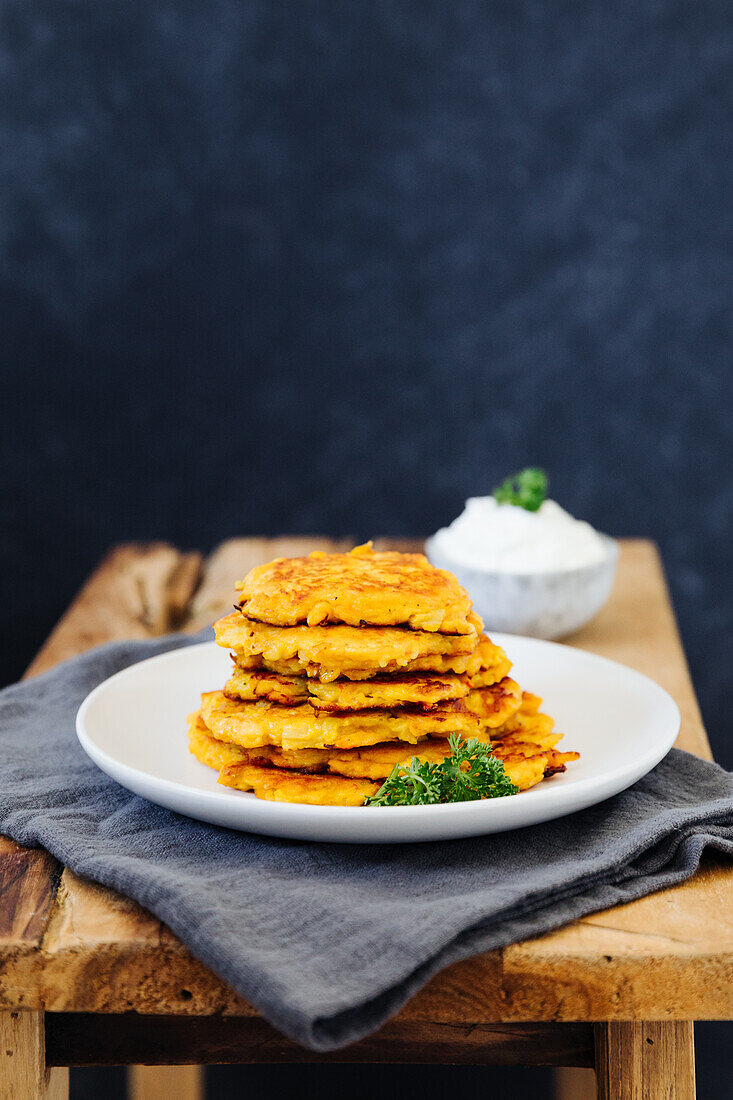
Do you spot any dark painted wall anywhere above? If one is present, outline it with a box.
[5,2,731,768]
[2,3,732,1091]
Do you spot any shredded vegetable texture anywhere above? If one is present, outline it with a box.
[366,735,519,807]
[492,467,548,512]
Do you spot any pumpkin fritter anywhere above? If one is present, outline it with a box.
[464,678,523,727]
[489,709,556,741]
[203,678,521,753]
[223,665,471,710]
[190,721,350,774]
[200,689,476,751]
[500,751,573,791]
[240,724,566,783]
[223,668,310,706]
[327,743,577,790]
[235,542,476,634]
[189,691,558,778]
[515,691,541,715]
[218,763,379,807]
[220,629,509,686]
[191,718,575,803]
[192,542,579,807]
[213,610,482,683]
[188,712,248,769]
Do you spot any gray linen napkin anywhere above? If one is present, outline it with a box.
[1,632,732,1051]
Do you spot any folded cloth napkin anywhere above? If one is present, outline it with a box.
[1,633,732,1051]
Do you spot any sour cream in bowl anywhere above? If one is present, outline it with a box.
[426,481,618,640]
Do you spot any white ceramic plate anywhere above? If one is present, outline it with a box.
[76,637,680,844]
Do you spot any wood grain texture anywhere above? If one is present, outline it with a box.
[0,545,203,1014]
[594,1021,695,1099]
[25,543,202,678]
[0,841,59,1014]
[0,842,59,951]
[554,1066,598,1100]
[0,1010,68,1099]
[0,538,730,1027]
[45,1015,593,1067]
[127,1065,203,1100]
[566,541,709,760]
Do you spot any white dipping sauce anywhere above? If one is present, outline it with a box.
[434,497,608,573]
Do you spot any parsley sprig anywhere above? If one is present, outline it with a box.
[492,467,548,512]
[366,735,519,807]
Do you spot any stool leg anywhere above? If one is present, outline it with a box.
[0,1009,69,1099]
[594,1021,695,1099]
[128,1064,204,1100]
[554,1066,597,1098]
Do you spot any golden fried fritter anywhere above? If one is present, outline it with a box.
[325,740,449,780]
[214,741,576,802]
[224,665,470,710]
[500,753,551,791]
[200,690,476,751]
[326,743,577,790]
[276,726,567,783]
[543,750,581,776]
[469,655,513,688]
[191,541,579,807]
[218,763,379,806]
[191,720,340,773]
[191,694,564,775]
[516,691,542,715]
[490,709,556,741]
[465,678,523,727]
[492,731,563,754]
[213,611,481,683]
[190,705,577,804]
[223,668,310,706]
[201,677,521,753]
[188,712,248,769]
[221,630,509,687]
[396,634,511,682]
[500,750,580,789]
[236,542,476,634]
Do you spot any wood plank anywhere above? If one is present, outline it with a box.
[27,543,342,1016]
[0,841,59,1013]
[0,1010,68,1098]
[12,546,204,1094]
[0,842,59,950]
[554,1067,597,1100]
[25,543,202,678]
[37,871,247,1016]
[594,1021,695,1099]
[0,545,203,1015]
[567,540,710,759]
[45,1015,594,1067]
[2,538,730,1026]
[127,1065,203,1100]
[22,541,348,1019]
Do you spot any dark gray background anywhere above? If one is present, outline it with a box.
[2,1,731,1095]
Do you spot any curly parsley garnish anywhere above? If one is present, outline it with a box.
[366,735,519,807]
[492,467,548,512]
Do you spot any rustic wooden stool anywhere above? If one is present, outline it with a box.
[1,538,730,1099]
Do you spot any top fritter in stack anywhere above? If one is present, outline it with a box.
[188,543,578,805]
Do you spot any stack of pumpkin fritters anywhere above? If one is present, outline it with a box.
[188,544,579,806]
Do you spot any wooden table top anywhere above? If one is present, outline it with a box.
[1,538,731,1025]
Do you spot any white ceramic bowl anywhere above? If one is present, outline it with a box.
[425,533,619,640]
